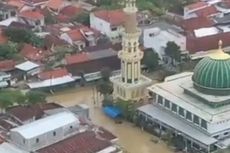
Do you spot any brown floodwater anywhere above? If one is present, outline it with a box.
[47,86,173,153]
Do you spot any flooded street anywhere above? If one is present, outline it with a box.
[47,86,172,153]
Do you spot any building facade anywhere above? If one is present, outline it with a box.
[138,41,230,153]
[110,0,151,101]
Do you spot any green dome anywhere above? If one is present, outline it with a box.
[193,47,230,95]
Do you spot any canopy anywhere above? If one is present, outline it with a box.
[103,106,121,119]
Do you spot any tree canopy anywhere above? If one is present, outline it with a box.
[0,42,18,60]
[165,41,181,64]
[71,12,90,25]
[0,90,47,111]
[142,48,159,71]
[4,28,44,48]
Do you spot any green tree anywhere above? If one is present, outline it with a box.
[4,28,44,47]
[143,48,159,71]
[0,90,26,111]
[0,43,18,60]
[71,12,90,25]
[96,80,113,96]
[25,91,47,105]
[44,11,57,24]
[165,41,181,66]
[100,67,111,82]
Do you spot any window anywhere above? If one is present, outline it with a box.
[179,107,184,117]
[224,132,229,136]
[158,96,163,105]
[111,27,117,31]
[35,20,40,25]
[53,131,56,136]
[214,135,219,139]
[186,111,192,121]
[23,139,25,144]
[36,138,39,143]
[193,115,200,125]
[171,103,177,113]
[164,99,170,109]
[201,119,207,129]
[70,126,73,129]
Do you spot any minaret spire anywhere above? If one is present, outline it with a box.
[110,0,152,101]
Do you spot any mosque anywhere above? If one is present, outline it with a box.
[138,40,230,153]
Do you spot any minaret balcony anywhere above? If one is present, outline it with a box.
[118,51,143,61]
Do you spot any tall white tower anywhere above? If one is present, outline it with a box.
[110,0,152,101]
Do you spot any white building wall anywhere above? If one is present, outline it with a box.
[143,27,186,59]
[208,120,230,136]
[90,13,122,42]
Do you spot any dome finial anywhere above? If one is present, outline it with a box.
[218,40,223,50]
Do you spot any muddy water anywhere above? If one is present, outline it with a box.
[47,86,173,153]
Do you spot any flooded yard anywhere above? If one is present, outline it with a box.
[47,86,172,153]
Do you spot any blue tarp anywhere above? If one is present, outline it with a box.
[103,106,121,119]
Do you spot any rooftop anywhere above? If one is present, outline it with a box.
[11,111,79,139]
[0,60,16,72]
[182,17,214,31]
[38,68,69,80]
[185,1,208,11]
[0,143,28,153]
[93,9,125,26]
[60,5,82,17]
[194,27,220,37]
[15,61,39,71]
[46,0,64,10]
[0,3,17,10]
[148,72,230,123]
[194,5,218,17]
[20,44,45,62]
[38,130,113,153]
[19,10,44,20]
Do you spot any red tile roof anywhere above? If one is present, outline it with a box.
[60,5,82,17]
[185,2,207,11]
[65,53,89,65]
[94,9,125,26]
[20,44,46,61]
[194,5,218,17]
[57,14,70,22]
[46,0,64,11]
[19,10,44,20]
[7,0,24,10]
[22,0,48,4]
[98,127,117,141]
[7,105,44,122]
[38,68,69,80]
[67,29,85,42]
[186,32,230,53]
[182,17,215,31]
[38,131,112,153]
[0,60,16,72]
[0,119,15,130]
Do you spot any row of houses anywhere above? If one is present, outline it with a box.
[0,102,121,153]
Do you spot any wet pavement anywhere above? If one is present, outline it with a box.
[47,86,173,153]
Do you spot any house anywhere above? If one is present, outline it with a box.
[183,1,219,19]
[18,9,45,30]
[46,0,68,14]
[60,5,83,20]
[141,22,186,59]
[15,61,41,80]
[10,111,80,151]
[0,60,16,72]
[65,48,120,81]
[0,3,17,21]
[21,0,49,7]
[0,72,11,88]
[60,26,99,50]
[7,0,25,11]
[20,44,49,62]
[27,68,75,89]
[90,9,125,43]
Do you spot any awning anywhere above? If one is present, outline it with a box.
[138,104,217,146]
[103,106,121,119]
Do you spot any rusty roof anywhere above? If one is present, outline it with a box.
[38,68,70,80]
[0,60,16,72]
